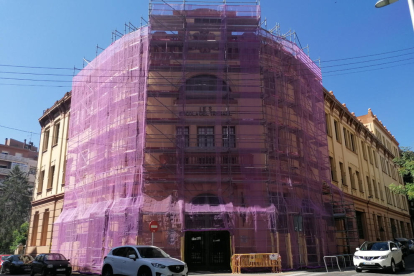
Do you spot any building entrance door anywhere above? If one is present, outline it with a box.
[185,231,231,271]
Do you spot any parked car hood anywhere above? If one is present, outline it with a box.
[141,258,185,265]
[355,251,390,257]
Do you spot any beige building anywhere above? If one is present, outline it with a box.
[324,89,411,247]
[26,92,71,255]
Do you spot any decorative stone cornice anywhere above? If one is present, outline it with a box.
[39,91,71,128]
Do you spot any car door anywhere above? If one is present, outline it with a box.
[390,242,402,263]
[121,247,140,276]
[110,247,128,275]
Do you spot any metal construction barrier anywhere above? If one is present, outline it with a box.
[323,255,346,272]
[231,253,282,273]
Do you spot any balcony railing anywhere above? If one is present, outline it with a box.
[0,153,31,163]
[0,167,11,175]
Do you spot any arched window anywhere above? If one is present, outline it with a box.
[191,193,222,206]
[185,75,230,93]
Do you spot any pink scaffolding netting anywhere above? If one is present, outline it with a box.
[52,2,357,273]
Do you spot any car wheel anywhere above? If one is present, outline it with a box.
[355,267,362,272]
[30,269,35,276]
[390,260,396,274]
[400,258,406,271]
[138,266,152,276]
[102,266,113,276]
[41,268,48,276]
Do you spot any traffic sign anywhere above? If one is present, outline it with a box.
[149,221,159,233]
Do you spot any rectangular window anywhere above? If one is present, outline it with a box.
[355,211,365,239]
[343,127,356,153]
[329,157,337,182]
[373,151,378,168]
[334,120,341,142]
[343,127,349,148]
[339,162,346,186]
[31,212,39,246]
[361,142,367,160]
[400,221,406,237]
[325,113,332,136]
[47,166,55,190]
[198,127,214,148]
[222,126,236,148]
[40,210,49,246]
[378,182,384,201]
[368,147,373,165]
[373,179,378,198]
[349,167,356,189]
[366,176,372,196]
[37,170,45,193]
[52,122,60,146]
[43,129,50,151]
[176,127,189,148]
[356,171,363,192]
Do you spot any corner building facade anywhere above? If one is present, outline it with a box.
[52,3,347,272]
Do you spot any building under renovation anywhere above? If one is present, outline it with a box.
[51,1,358,272]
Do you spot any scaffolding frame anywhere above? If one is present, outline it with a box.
[52,1,358,272]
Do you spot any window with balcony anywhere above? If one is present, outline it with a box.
[373,179,378,198]
[198,127,214,148]
[325,113,332,136]
[356,171,363,192]
[222,126,235,148]
[366,176,373,197]
[176,127,189,148]
[361,142,367,160]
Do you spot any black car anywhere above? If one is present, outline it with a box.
[395,238,410,256]
[30,253,71,276]
[0,254,33,274]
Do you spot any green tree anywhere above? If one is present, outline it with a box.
[9,222,29,252]
[389,147,414,199]
[0,166,32,253]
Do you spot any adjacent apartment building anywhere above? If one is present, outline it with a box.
[324,89,411,247]
[26,92,71,255]
[0,138,38,186]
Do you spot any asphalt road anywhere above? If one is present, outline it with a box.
[5,253,414,276]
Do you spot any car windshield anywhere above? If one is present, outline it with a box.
[360,242,389,251]
[136,247,168,258]
[44,254,66,261]
[11,256,20,262]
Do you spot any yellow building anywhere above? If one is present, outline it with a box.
[324,89,411,247]
[26,92,71,255]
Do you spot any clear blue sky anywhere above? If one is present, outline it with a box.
[0,0,413,149]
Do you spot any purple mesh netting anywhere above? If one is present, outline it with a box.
[52,3,356,273]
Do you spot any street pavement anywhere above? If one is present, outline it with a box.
[7,253,414,276]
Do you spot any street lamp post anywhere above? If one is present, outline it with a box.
[375,0,414,31]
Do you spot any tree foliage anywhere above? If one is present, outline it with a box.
[389,147,414,200]
[9,222,29,252]
[0,166,32,253]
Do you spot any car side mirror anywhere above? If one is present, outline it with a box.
[355,248,360,251]
[67,259,70,262]
[392,247,398,251]
[128,254,137,260]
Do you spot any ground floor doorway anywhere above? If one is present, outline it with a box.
[184,231,231,271]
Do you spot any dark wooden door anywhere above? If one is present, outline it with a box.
[185,231,231,271]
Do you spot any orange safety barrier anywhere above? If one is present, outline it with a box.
[231,253,282,274]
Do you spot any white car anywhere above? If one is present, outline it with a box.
[102,245,188,276]
[353,241,405,273]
